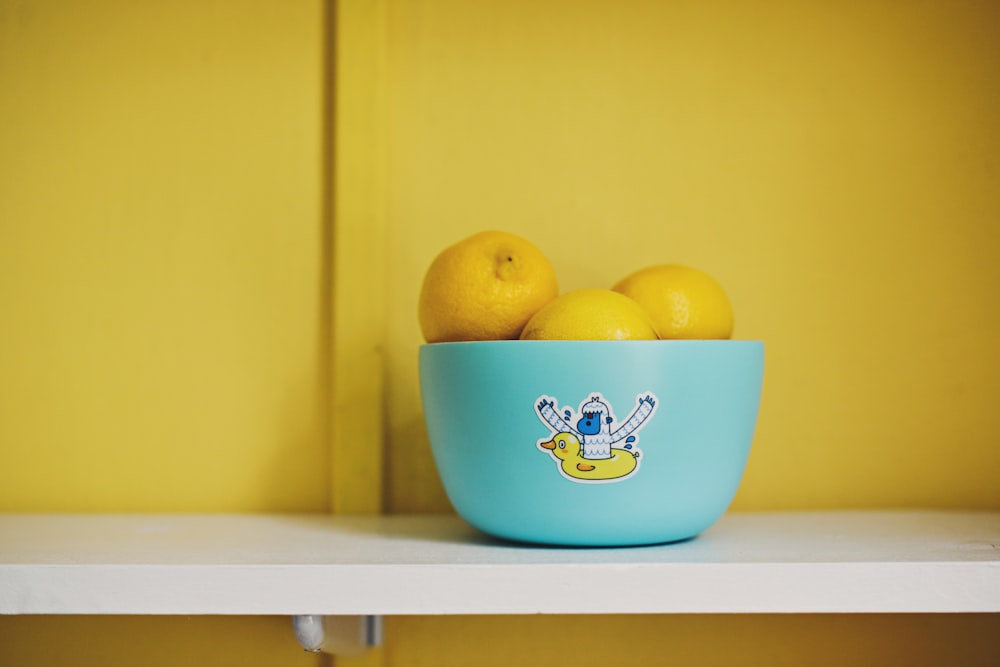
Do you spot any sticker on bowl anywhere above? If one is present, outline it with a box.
[534,392,657,484]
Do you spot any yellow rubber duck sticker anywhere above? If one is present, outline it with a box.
[534,392,657,484]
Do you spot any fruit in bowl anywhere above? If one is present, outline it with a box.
[418,230,559,343]
[519,288,658,341]
[416,231,763,546]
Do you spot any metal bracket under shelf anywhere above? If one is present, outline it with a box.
[292,614,383,656]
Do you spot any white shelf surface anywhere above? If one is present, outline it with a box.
[1,510,997,616]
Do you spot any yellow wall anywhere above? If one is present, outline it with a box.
[381,0,1000,513]
[0,0,329,514]
[2,0,999,665]
[0,0,327,664]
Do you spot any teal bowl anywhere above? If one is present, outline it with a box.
[419,340,764,547]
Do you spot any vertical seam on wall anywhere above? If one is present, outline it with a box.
[319,0,336,515]
[329,0,388,515]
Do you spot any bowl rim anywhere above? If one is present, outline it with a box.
[420,339,764,348]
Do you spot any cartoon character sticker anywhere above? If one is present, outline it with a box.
[535,392,657,483]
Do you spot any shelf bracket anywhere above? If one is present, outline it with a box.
[291,614,382,655]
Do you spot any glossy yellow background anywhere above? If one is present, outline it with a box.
[2,0,998,665]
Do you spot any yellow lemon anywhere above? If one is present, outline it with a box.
[419,230,559,342]
[519,288,658,340]
[612,264,734,339]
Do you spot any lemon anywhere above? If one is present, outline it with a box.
[419,230,559,342]
[612,264,733,339]
[519,288,658,340]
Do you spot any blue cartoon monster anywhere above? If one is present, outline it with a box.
[535,392,657,460]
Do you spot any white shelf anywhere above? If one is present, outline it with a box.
[1,510,997,616]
